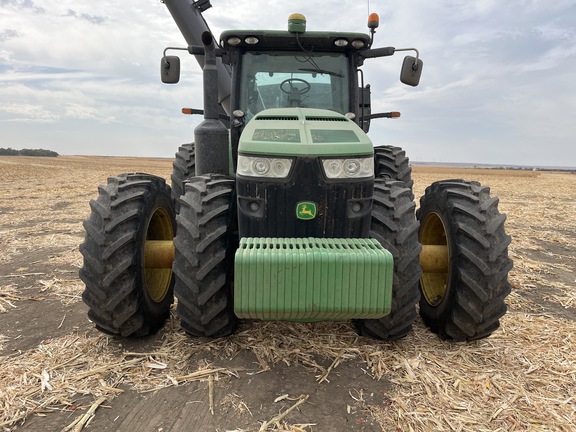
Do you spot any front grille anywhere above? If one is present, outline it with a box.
[305,116,348,122]
[255,116,299,121]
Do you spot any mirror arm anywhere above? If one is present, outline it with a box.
[192,45,225,57]
[163,46,189,57]
[188,45,204,55]
[361,46,395,59]
[163,46,224,57]
[393,48,421,69]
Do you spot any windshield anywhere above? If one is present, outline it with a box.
[239,51,349,118]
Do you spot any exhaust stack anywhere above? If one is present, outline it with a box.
[194,31,229,176]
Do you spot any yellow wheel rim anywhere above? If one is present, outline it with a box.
[419,212,450,307]
[144,207,174,303]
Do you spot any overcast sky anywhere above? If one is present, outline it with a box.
[1,0,575,167]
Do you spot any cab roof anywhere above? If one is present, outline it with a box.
[220,30,371,53]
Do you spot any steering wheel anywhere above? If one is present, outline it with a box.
[280,78,311,95]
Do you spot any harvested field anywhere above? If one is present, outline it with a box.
[0,156,575,431]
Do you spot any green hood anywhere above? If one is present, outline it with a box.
[238,108,373,157]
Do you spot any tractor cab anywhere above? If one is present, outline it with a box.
[219,15,374,133]
[219,14,422,157]
[220,25,369,124]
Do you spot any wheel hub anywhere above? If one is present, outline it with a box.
[419,212,450,307]
[144,207,174,302]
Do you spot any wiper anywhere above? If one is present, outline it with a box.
[298,68,344,78]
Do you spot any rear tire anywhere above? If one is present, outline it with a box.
[374,145,414,192]
[171,143,196,211]
[354,180,422,340]
[80,173,176,337]
[417,179,512,341]
[173,174,238,337]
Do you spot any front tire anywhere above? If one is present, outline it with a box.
[417,180,512,341]
[173,174,238,337]
[354,180,422,340]
[80,173,176,337]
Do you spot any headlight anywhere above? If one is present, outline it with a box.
[322,157,374,179]
[226,37,242,46]
[237,155,293,178]
[244,36,260,45]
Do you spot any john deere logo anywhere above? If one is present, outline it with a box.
[296,202,317,220]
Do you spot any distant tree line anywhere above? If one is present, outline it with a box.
[0,148,59,157]
[488,165,576,173]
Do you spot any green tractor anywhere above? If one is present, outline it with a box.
[80,1,511,342]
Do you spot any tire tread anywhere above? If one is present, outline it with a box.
[417,179,512,341]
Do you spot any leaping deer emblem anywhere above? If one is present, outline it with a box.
[297,202,317,220]
[299,205,314,217]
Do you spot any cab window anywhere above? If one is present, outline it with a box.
[239,51,349,117]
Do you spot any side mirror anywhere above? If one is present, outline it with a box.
[161,56,180,84]
[400,56,423,87]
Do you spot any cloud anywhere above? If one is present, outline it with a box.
[0,29,20,42]
[0,0,44,13]
[0,50,13,61]
[64,9,107,25]
[0,66,97,83]
[0,101,61,122]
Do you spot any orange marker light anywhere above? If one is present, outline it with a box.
[182,108,193,115]
[391,111,401,118]
[368,13,380,29]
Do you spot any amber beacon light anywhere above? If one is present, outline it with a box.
[368,12,380,29]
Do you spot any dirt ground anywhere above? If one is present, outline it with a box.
[1,156,575,431]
